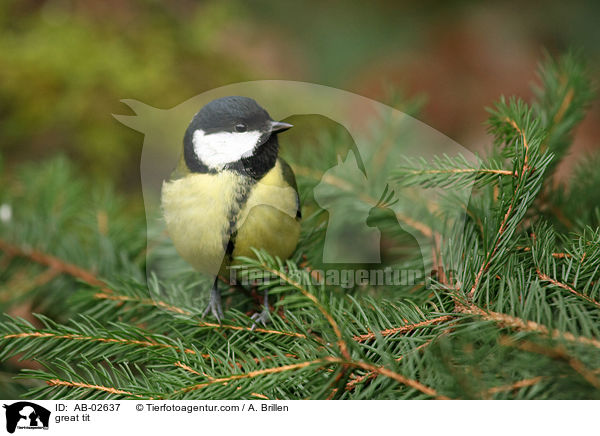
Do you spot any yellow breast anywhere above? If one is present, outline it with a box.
[233,161,301,262]
[161,160,300,277]
[161,171,242,276]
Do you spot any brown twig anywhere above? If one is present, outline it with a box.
[504,117,530,171]
[536,269,600,309]
[259,263,350,359]
[459,303,600,350]
[486,376,546,395]
[0,267,60,302]
[0,239,112,294]
[94,292,191,316]
[468,116,532,300]
[346,340,434,391]
[401,168,516,177]
[174,355,447,399]
[349,360,449,399]
[174,361,205,377]
[46,379,147,398]
[516,246,572,258]
[173,358,334,394]
[468,205,513,300]
[352,315,453,343]
[552,87,575,128]
[2,331,206,357]
[499,336,600,389]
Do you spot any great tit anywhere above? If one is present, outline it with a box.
[161,96,301,325]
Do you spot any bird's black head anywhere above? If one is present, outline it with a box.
[183,96,292,177]
[193,96,272,134]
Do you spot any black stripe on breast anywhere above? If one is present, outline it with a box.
[225,231,237,261]
[222,178,255,262]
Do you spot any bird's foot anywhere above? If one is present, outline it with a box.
[202,287,223,323]
[250,309,270,330]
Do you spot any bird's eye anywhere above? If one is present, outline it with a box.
[235,123,247,132]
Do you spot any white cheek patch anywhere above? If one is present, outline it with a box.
[193,129,262,169]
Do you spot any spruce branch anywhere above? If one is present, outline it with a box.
[172,358,337,396]
[352,315,453,343]
[532,51,595,166]
[392,154,516,189]
[0,239,112,294]
[1,52,599,399]
[252,254,351,359]
[536,270,600,309]
[460,304,600,350]
[486,376,546,396]
[344,359,449,400]
[499,336,600,389]
[345,339,434,391]
[46,379,147,399]
[468,99,551,300]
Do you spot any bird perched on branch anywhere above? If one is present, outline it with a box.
[161,96,301,325]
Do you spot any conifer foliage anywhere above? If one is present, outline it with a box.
[1,52,599,399]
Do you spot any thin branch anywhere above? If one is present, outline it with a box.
[468,204,513,299]
[2,331,205,357]
[46,379,147,398]
[552,87,575,127]
[0,239,112,294]
[250,393,270,399]
[348,360,449,399]
[346,340,433,390]
[259,263,351,359]
[517,246,572,258]
[0,267,60,302]
[468,115,532,300]
[195,320,307,338]
[500,336,600,389]
[173,358,334,395]
[486,376,546,395]
[504,117,530,171]
[175,362,280,400]
[401,168,516,176]
[536,269,600,309]
[174,356,447,399]
[94,292,192,316]
[460,303,600,350]
[353,315,453,343]
[174,361,204,377]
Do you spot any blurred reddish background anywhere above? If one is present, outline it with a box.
[1,0,598,186]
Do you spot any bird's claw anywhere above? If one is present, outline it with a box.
[202,287,223,323]
[250,310,270,330]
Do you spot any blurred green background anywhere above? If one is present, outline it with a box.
[1,0,599,191]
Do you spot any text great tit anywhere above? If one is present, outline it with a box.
[161,96,301,325]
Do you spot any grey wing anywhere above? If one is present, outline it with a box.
[279,158,302,220]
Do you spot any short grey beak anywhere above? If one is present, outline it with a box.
[270,121,293,133]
